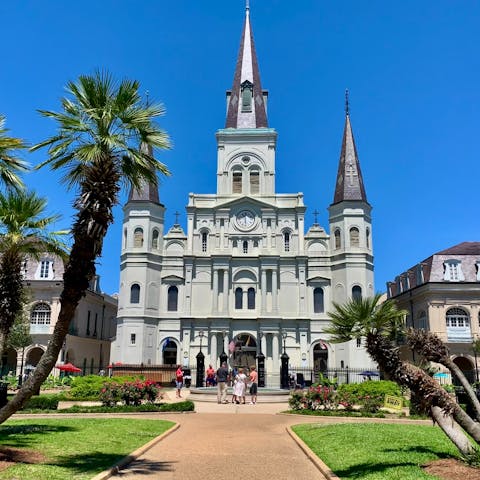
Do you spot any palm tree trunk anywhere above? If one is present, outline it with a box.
[0,162,118,424]
[366,334,480,449]
[431,406,476,456]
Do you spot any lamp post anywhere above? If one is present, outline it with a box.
[219,330,228,365]
[280,331,289,389]
[196,330,205,387]
[257,331,265,387]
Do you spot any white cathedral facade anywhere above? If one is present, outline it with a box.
[111,7,376,387]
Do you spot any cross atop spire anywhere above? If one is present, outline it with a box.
[225,4,268,129]
[332,95,368,205]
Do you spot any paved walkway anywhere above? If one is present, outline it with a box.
[112,405,327,480]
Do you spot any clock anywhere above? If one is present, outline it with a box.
[236,210,255,230]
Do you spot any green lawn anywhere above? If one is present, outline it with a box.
[0,418,175,480]
[292,423,460,479]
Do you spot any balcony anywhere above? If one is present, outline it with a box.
[447,327,473,343]
[30,324,50,335]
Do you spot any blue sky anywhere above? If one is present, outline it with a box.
[1,1,479,295]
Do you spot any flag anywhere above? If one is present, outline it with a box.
[228,340,235,353]
[162,337,170,351]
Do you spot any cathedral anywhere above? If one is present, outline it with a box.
[111,6,375,387]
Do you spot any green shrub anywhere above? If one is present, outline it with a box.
[337,381,401,402]
[68,375,144,400]
[22,394,59,410]
[159,400,194,412]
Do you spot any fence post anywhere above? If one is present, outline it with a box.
[346,365,350,384]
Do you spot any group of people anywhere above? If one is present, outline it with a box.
[174,363,259,405]
[216,362,258,405]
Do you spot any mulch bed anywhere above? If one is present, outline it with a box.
[0,447,46,471]
[423,458,480,480]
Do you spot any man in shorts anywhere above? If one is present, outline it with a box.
[249,365,258,404]
[216,362,229,404]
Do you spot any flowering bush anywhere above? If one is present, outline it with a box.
[288,386,337,411]
[99,380,161,407]
[359,394,384,413]
[99,382,121,407]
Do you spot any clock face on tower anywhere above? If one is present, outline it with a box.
[236,210,255,230]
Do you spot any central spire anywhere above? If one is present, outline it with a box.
[225,4,268,129]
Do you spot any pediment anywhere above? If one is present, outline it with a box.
[307,275,331,283]
[215,196,276,211]
[161,274,185,282]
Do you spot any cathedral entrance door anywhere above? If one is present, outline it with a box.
[313,342,328,374]
[162,340,178,365]
[232,334,257,371]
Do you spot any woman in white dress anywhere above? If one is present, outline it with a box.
[233,367,247,404]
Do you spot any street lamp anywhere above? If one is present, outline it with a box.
[219,330,228,365]
[199,330,205,352]
[196,330,205,387]
[282,331,287,354]
[280,331,289,389]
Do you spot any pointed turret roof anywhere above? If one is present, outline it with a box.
[332,107,368,205]
[127,142,161,204]
[225,4,268,129]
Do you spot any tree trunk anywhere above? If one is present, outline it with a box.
[431,406,476,456]
[0,161,118,424]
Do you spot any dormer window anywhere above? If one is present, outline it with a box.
[241,81,253,112]
[444,259,464,282]
[35,259,54,280]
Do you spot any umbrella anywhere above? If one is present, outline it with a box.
[56,362,81,373]
[433,372,449,378]
[360,371,380,377]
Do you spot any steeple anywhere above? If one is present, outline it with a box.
[127,142,161,204]
[332,96,368,205]
[225,4,268,129]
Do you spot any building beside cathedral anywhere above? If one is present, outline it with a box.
[111,6,375,386]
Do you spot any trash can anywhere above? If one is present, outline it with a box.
[0,381,8,408]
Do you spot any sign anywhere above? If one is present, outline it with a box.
[384,395,403,410]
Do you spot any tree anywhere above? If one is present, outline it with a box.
[0,72,170,423]
[7,306,33,387]
[325,294,480,457]
[0,190,67,361]
[0,114,28,191]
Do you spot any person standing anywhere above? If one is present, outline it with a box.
[175,365,184,398]
[249,365,258,404]
[216,362,229,404]
[206,364,216,387]
[233,367,247,404]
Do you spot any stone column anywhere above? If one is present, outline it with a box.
[272,268,278,313]
[213,268,219,313]
[261,333,267,355]
[223,268,229,313]
[242,288,247,310]
[272,333,279,370]
[210,333,217,367]
[224,333,229,357]
[261,269,267,314]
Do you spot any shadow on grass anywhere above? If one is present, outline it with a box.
[0,424,76,448]
[383,445,453,459]
[335,460,421,478]
[50,452,176,475]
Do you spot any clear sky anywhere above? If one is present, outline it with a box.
[1,0,479,295]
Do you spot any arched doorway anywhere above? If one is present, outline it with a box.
[162,340,178,365]
[313,342,328,373]
[452,356,474,385]
[25,347,44,374]
[231,334,257,370]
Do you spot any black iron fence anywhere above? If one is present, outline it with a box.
[289,367,382,387]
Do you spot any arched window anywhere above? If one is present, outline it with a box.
[241,81,253,112]
[352,285,362,301]
[366,227,371,249]
[446,307,469,328]
[134,228,144,247]
[232,171,242,194]
[167,286,178,311]
[250,170,260,194]
[130,284,140,304]
[152,229,159,249]
[243,241,248,254]
[284,231,290,252]
[350,227,360,247]
[201,232,208,253]
[247,288,255,309]
[313,288,324,313]
[235,287,243,309]
[30,303,51,325]
[334,229,341,249]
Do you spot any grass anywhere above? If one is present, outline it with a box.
[292,423,460,479]
[0,418,175,480]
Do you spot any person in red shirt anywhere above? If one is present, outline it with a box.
[175,365,184,398]
[249,365,258,404]
[206,364,216,387]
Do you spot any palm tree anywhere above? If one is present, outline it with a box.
[0,114,28,190]
[0,72,170,423]
[0,190,67,360]
[407,328,480,421]
[326,295,480,457]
